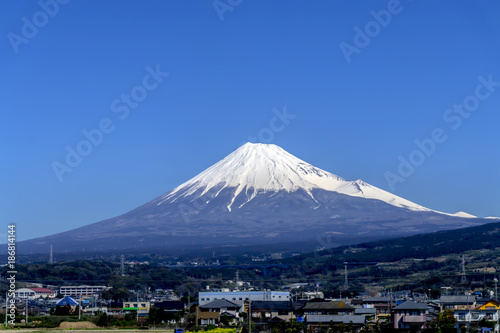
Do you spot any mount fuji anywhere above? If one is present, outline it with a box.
[18,143,493,254]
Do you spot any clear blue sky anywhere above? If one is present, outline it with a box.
[1,0,500,241]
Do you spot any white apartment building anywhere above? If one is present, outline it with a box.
[199,290,290,306]
[59,285,109,298]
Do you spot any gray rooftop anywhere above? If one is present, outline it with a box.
[307,315,366,325]
[354,308,377,315]
[393,301,427,310]
[439,296,476,304]
[363,297,391,303]
[200,299,240,309]
[303,301,353,310]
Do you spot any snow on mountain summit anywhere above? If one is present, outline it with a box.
[159,143,433,212]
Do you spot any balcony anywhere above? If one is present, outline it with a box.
[454,313,499,322]
[402,315,426,323]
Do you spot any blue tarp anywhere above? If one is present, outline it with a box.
[56,296,79,306]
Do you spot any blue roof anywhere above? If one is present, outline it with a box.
[56,296,79,306]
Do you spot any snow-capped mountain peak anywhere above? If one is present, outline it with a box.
[158,143,432,213]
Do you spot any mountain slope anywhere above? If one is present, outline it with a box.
[17,143,494,254]
[159,143,431,212]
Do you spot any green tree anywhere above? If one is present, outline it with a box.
[436,309,456,333]
[96,313,112,327]
[220,314,231,326]
[147,307,166,325]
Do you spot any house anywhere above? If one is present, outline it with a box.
[354,307,377,321]
[306,314,366,332]
[362,296,396,319]
[438,295,480,331]
[363,297,392,307]
[301,301,355,316]
[250,301,294,328]
[454,299,500,332]
[392,300,427,332]
[438,295,477,311]
[196,299,240,326]
[154,300,185,314]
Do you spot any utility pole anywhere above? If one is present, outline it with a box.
[49,245,53,264]
[78,292,81,320]
[344,262,348,289]
[461,255,466,283]
[25,298,28,324]
[136,292,139,322]
[494,278,498,300]
[249,302,252,333]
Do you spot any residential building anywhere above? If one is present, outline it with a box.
[59,285,109,298]
[301,301,355,316]
[251,301,294,323]
[154,300,185,314]
[198,290,290,306]
[452,299,500,332]
[392,300,427,332]
[306,315,366,332]
[363,296,396,319]
[196,299,240,326]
